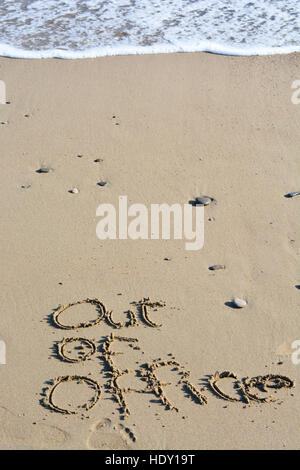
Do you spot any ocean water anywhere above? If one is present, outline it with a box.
[0,0,300,58]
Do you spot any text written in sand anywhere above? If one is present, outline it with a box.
[41,298,295,420]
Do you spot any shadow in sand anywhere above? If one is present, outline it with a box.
[224,301,241,309]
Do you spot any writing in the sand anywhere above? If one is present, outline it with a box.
[42,298,295,416]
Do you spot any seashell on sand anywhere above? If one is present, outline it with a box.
[232,297,247,308]
[70,187,79,194]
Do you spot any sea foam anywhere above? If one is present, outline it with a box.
[0,0,299,58]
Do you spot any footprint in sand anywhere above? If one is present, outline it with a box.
[0,406,69,449]
[87,417,136,450]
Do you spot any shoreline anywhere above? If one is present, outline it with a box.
[2,44,300,60]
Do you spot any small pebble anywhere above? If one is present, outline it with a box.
[285,191,300,198]
[209,264,225,271]
[195,196,212,206]
[97,181,107,187]
[233,297,247,308]
[36,167,54,173]
[70,187,79,194]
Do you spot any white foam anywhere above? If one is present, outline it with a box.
[0,0,300,59]
[1,41,300,59]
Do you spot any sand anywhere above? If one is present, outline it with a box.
[0,51,299,450]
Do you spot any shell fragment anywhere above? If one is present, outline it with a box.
[233,297,247,308]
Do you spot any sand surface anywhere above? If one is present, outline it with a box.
[0,52,299,449]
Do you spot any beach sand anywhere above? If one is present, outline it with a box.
[0,52,299,449]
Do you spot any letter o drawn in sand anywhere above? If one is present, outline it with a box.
[57,337,96,363]
[53,298,106,330]
[45,375,101,414]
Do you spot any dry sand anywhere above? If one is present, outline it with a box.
[0,52,299,449]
